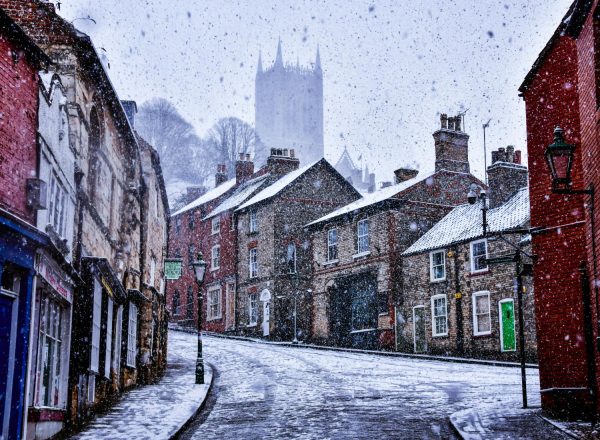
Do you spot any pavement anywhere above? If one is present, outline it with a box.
[71,330,213,440]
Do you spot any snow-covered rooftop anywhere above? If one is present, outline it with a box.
[171,179,236,217]
[203,174,270,220]
[403,187,530,256]
[306,171,435,226]
[236,160,320,211]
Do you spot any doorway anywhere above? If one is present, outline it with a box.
[499,299,516,352]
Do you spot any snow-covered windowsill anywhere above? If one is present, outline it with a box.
[352,251,371,259]
[322,259,339,266]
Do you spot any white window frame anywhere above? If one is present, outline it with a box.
[104,297,113,379]
[126,303,138,368]
[429,250,446,282]
[211,216,220,235]
[149,257,156,286]
[90,279,102,373]
[112,305,123,378]
[248,293,258,326]
[472,291,492,336]
[327,228,338,262]
[431,294,448,337]
[357,219,369,254]
[249,209,258,233]
[207,286,222,321]
[47,171,68,239]
[470,239,488,273]
[211,245,221,271]
[287,243,297,273]
[249,248,258,278]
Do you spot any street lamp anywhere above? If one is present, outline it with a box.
[545,126,577,192]
[191,252,207,385]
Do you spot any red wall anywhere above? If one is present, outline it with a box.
[523,33,593,418]
[0,32,39,224]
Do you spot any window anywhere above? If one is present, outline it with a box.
[211,245,221,270]
[188,211,195,229]
[1,265,22,294]
[327,229,338,261]
[470,239,488,273]
[249,209,258,233]
[127,303,138,368]
[105,298,113,378]
[112,305,123,378]
[212,216,220,234]
[431,295,448,337]
[88,375,95,404]
[208,286,222,320]
[149,257,156,286]
[90,279,102,372]
[248,293,258,325]
[430,250,446,281]
[188,244,195,267]
[175,217,182,234]
[357,219,369,253]
[187,286,194,320]
[287,243,296,273]
[34,294,65,408]
[172,289,180,315]
[473,291,491,336]
[249,248,258,278]
[47,172,68,239]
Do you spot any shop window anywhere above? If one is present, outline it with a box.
[127,303,138,368]
[1,265,22,294]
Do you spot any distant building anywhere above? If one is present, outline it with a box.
[255,40,324,166]
[333,147,376,194]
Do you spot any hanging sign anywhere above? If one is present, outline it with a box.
[164,259,183,280]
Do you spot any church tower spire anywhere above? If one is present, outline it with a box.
[315,45,322,73]
[274,38,283,68]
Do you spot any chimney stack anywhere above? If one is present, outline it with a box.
[185,186,206,204]
[215,164,228,187]
[394,168,419,184]
[235,153,254,184]
[433,112,469,173]
[267,148,300,176]
[487,145,528,208]
[121,100,137,127]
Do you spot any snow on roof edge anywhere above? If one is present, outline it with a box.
[171,178,236,217]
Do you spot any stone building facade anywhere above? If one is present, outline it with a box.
[400,148,536,362]
[307,114,484,350]
[1,1,170,436]
[235,153,360,341]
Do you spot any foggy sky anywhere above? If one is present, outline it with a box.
[58,0,572,185]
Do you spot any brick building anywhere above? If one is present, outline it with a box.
[306,114,484,350]
[234,151,360,340]
[1,1,170,435]
[519,0,600,420]
[400,148,536,362]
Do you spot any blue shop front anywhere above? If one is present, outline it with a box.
[0,210,48,439]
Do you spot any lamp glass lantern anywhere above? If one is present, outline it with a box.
[545,126,575,189]
[191,253,207,284]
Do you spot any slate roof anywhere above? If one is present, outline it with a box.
[171,179,236,217]
[203,174,270,220]
[306,171,436,226]
[236,160,320,211]
[402,187,530,256]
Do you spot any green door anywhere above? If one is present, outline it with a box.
[500,300,516,351]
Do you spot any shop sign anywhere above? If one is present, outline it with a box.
[37,254,73,303]
[165,259,183,280]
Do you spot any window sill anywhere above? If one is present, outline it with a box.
[349,328,377,334]
[207,316,222,322]
[470,269,489,277]
[352,251,371,259]
[378,312,389,316]
[322,259,339,266]
[430,277,447,283]
[473,332,492,338]
[247,231,259,236]
[247,323,257,328]
[432,333,448,338]
[210,267,220,272]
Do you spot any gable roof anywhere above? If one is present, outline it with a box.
[171,179,236,217]
[203,174,270,220]
[402,187,530,256]
[306,170,439,227]
[236,160,321,211]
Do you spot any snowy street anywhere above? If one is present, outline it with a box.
[178,331,544,439]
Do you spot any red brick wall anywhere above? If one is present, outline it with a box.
[0,31,39,224]
[523,33,593,417]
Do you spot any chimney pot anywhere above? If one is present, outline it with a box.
[455,115,461,131]
[290,149,295,158]
[441,114,448,129]
[246,153,251,160]
[514,150,522,164]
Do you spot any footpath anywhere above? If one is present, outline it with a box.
[71,330,212,440]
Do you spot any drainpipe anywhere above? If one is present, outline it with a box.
[452,245,464,354]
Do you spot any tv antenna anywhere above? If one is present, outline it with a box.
[483,119,492,185]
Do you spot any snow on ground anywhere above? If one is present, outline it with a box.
[181,332,543,440]
[72,331,211,440]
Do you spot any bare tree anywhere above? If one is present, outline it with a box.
[208,117,264,175]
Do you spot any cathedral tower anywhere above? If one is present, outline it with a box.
[255,40,324,165]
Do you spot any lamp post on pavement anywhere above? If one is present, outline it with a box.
[191,253,207,385]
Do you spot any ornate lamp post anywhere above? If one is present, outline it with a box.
[191,253,207,384]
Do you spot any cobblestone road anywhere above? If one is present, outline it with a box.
[180,333,542,440]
